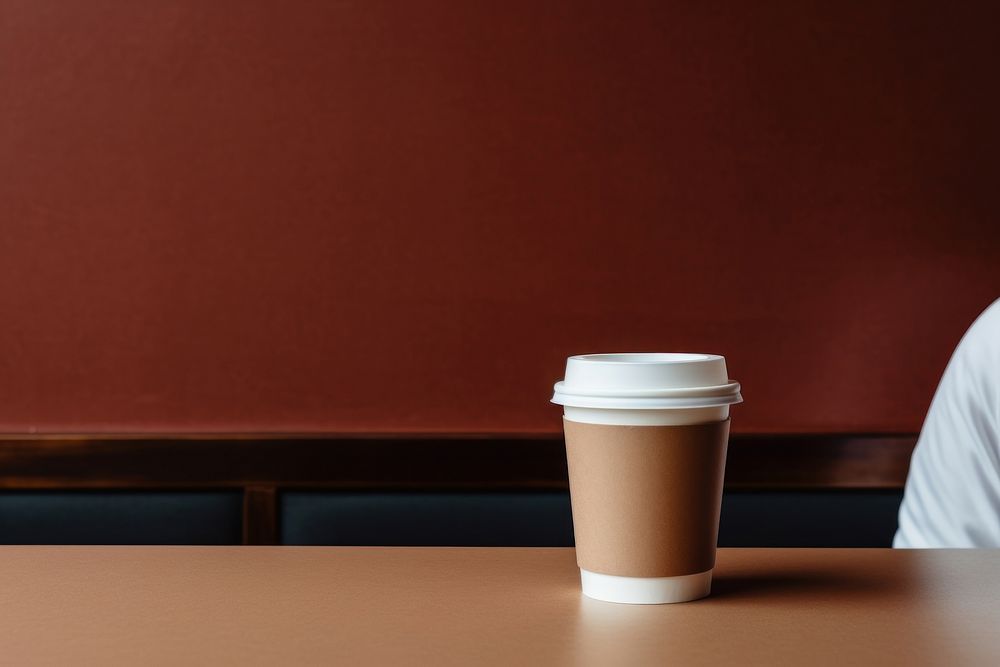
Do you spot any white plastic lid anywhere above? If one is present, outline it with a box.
[551,353,742,410]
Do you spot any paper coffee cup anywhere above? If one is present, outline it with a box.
[552,353,742,604]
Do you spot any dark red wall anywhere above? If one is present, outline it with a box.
[2,1,998,434]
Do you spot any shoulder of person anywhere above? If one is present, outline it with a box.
[957,299,1000,359]
[947,299,1000,405]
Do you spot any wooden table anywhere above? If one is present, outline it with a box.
[0,547,996,665]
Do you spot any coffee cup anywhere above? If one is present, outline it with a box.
[552,353,742,604]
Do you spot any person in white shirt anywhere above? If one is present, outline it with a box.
[895,299,1000,547]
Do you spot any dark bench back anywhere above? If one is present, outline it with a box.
[0,434,912,546]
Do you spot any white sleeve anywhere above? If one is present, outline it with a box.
[894,299,1000,548]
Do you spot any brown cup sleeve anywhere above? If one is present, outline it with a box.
[564,418,730,578]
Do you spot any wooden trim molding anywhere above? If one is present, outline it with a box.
[0,434,568,490]
[0,433,917,544]
[0,433,917,490]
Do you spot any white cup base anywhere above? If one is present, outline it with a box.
[580,568,713,604]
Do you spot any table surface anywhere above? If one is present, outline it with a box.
[0,547,996,666]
